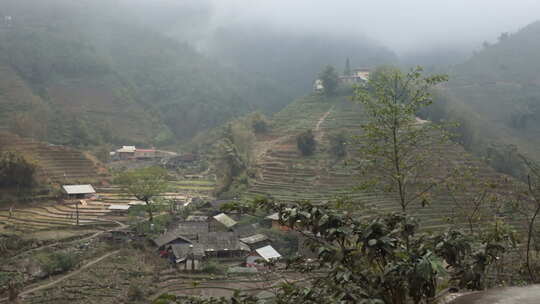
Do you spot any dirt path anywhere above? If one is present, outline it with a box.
[253,106,335,165]
[23,250,119,300]
[314,106,334,141]
[315,106,334,132]
[0,250,120,303]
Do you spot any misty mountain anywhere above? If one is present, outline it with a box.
[202,26,397,97]
[419,20,540,177]
[0,0,287,145]
[0,0,397,147]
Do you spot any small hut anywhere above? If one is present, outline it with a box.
[108,204,131,215]
[62,184,96,200]
[246,245,282,267]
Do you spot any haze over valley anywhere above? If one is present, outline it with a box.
[1,1,540,303]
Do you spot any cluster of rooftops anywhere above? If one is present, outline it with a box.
[60,183,285,267]
[153,212,282,268]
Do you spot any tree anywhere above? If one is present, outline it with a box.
[117,167,168,222]
[446,166,502,234]
[319,65,339,96]
[297,130,316,156]
[329,131,348,158]
[498,32,509,42]
[250,112,269,134]
[512,157,540,282]
[354,66,450,213]
[344,57,351,76]
[0,151,37,196]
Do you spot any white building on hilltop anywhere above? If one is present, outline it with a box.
[313,79,324,93]
[339,68,371,85]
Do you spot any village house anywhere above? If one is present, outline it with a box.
[339,68,371,85]
[266,212,291,231]
[313,79,324,93]
[134,148,156,159]
[170,243,205,270]
[62,184,96,200]
[115,146,136,160]
[239,234,270,250]
[153,216,250,268]
[175,221,209,241]
[107,204,131,215]
[199,231,250,259]
[246,245,282,268]
[112,146,178,161]
[210,213,237,231]
[153,229,193,251]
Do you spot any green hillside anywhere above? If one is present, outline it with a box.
[0,0,290,146]
[232,93,524,233]
[430,21,540,173]
[0,0,396,148]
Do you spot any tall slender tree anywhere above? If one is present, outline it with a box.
[344,57,351,76]
[354,66,450,213]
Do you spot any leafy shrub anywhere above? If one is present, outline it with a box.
[127,282,146,301]
[251,113,269,134]
[201,260,226,274]
[0,151,37,190]
[37,252,79,276]
[297,130,316,156]
[328,131,347,158]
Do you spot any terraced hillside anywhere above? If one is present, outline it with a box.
[0,131,104,183]
[0,201,119,235]
[246,95,375,204]
[95,178,216,205]
[244,94,526,232]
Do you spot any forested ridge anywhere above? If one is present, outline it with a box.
[415,21,540,178]
[0,0,395,148]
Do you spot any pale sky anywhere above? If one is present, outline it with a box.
[209,0,540,53]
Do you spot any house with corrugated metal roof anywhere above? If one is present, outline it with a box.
[246,245,282,268]
[62,184,96,199]
[115,146,136,160]
[200,231,250,259]
[239,234,270,250]
[210,213,237,231]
